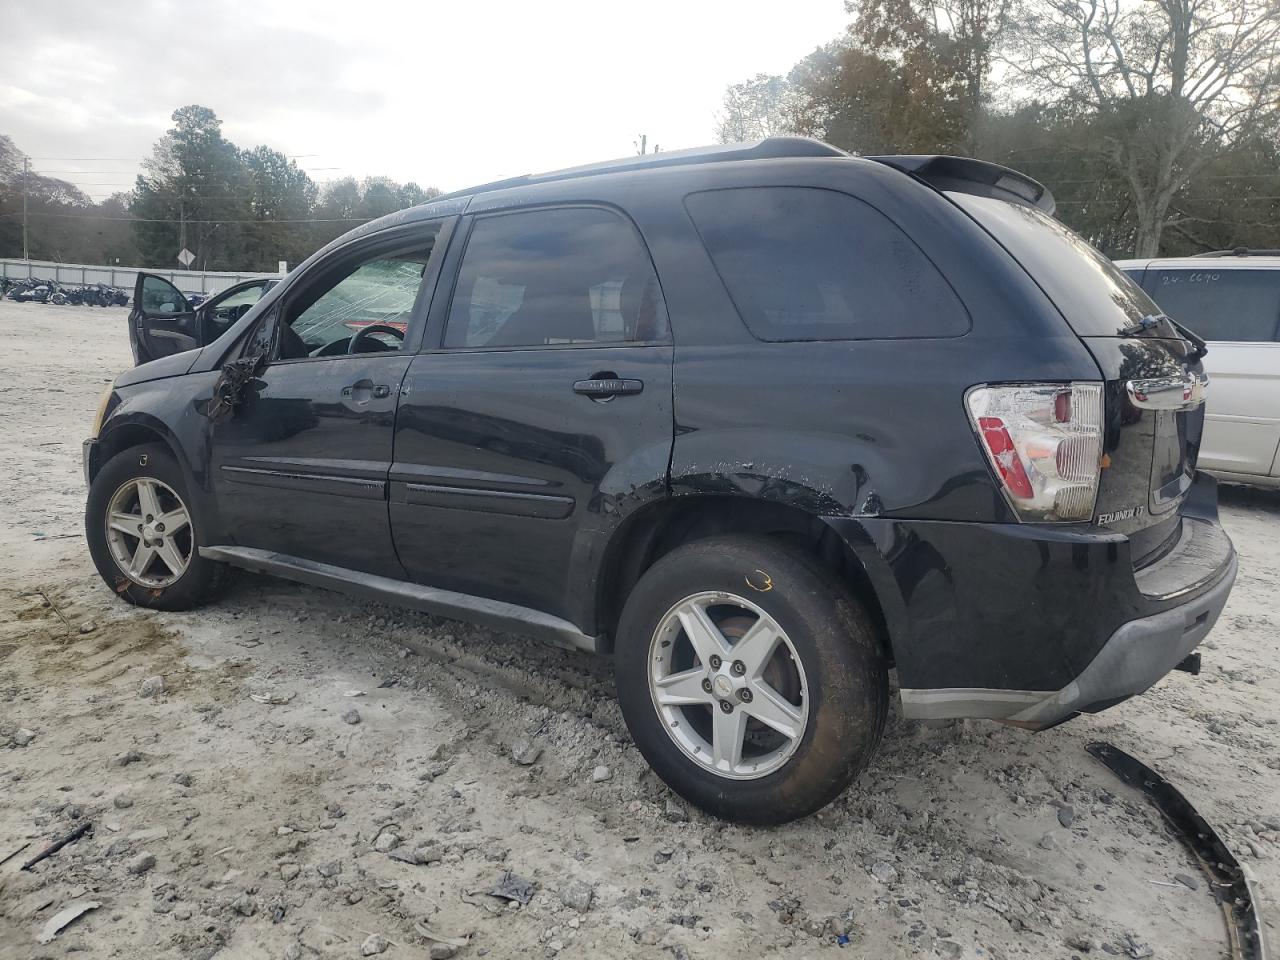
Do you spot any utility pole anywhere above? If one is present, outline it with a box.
[179,199,186,257]
[635,134,647,156]
[21,156,29,260]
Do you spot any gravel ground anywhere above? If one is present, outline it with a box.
[1,300,1277,960]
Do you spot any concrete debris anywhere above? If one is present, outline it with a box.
[870,861,899,884]
[512,739,542,765]
[559,880,595,912]
[373,829,400,853]
[360,933,390,955]
[138,676,165,698]
[663,799,689,823]
[591,765,612,783]
[126,852,156,875]
[11,727,35,747]
[341,708,361,725]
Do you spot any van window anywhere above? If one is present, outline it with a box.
[684,187,968,341]
[444,207,668,349]
[1146,269,1280,342]
[951,193,1161,336]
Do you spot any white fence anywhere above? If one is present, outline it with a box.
[0,258,281,296]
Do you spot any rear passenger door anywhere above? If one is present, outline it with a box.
[391,205,674,630]
[1143,268,1280,477]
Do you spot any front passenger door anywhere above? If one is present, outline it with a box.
[207,222,449,577]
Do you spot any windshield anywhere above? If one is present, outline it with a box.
[949,193,1163,336]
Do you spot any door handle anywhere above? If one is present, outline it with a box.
[573,377,643,400]
[342,378,390,403]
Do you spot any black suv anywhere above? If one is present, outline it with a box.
[83,138,1237,824]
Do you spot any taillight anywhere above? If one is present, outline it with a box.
[965,383,1103,522]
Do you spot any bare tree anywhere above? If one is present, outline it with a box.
[1008,0,1280,255]
[715,74,796,143]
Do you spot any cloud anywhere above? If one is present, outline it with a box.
[2,0,850,195]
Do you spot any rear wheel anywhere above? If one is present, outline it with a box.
[614,535,888,824]
[86,444,230,610]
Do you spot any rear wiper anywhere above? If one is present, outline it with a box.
[1118,314,1208,361]
[1169,318,1208,361]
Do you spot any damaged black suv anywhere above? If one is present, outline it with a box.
[84,139,1237,824]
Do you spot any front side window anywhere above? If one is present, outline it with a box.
[140,275,189,315]
[1147,269,1280,343]
[685,187,969,341]
[208,282,270,337]
[282,239,437,358]
[444,207,668,349]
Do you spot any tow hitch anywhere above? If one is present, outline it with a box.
[1087,742,1269,960]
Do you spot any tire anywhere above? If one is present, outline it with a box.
[614,534,888,825]
[85,443,231,611]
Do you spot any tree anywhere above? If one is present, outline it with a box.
[241,145,318,269]
[854,0,1012,143]
[1007,0,1280,256]
[786,40,969,153]
[715,74,795,142]
[131,105,250,269]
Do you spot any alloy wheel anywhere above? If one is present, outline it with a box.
[647,591,809,780]
[104,477,194,588]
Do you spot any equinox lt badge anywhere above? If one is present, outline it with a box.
[1097,505,1144,524]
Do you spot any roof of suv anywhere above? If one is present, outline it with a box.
[316,137,1056,262]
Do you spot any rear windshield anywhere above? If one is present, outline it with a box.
[1145,269,1280,342]
[950,193,1162,336]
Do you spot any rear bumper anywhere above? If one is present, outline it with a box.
[823,472,1237,728]
[899,547,1236,727]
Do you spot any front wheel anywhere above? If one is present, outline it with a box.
[85,443,230,610]
[614,535,888,824]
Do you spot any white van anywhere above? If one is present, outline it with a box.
[1118,250,1280,487]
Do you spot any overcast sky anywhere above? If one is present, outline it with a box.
[1,0,850,200]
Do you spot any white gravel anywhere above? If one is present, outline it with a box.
[1,301,1277,958]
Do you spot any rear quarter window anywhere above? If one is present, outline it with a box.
[1145,269,1280,342]
[684,186,969,341]
[950,193,1160,336]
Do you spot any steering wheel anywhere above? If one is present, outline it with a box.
[348,324,405,354]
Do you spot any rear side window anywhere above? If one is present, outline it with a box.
[444,207,668,349]
[1146,269,1280,342]
[684,187,968,341]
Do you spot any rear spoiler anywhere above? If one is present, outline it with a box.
[867,155,1056,216]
